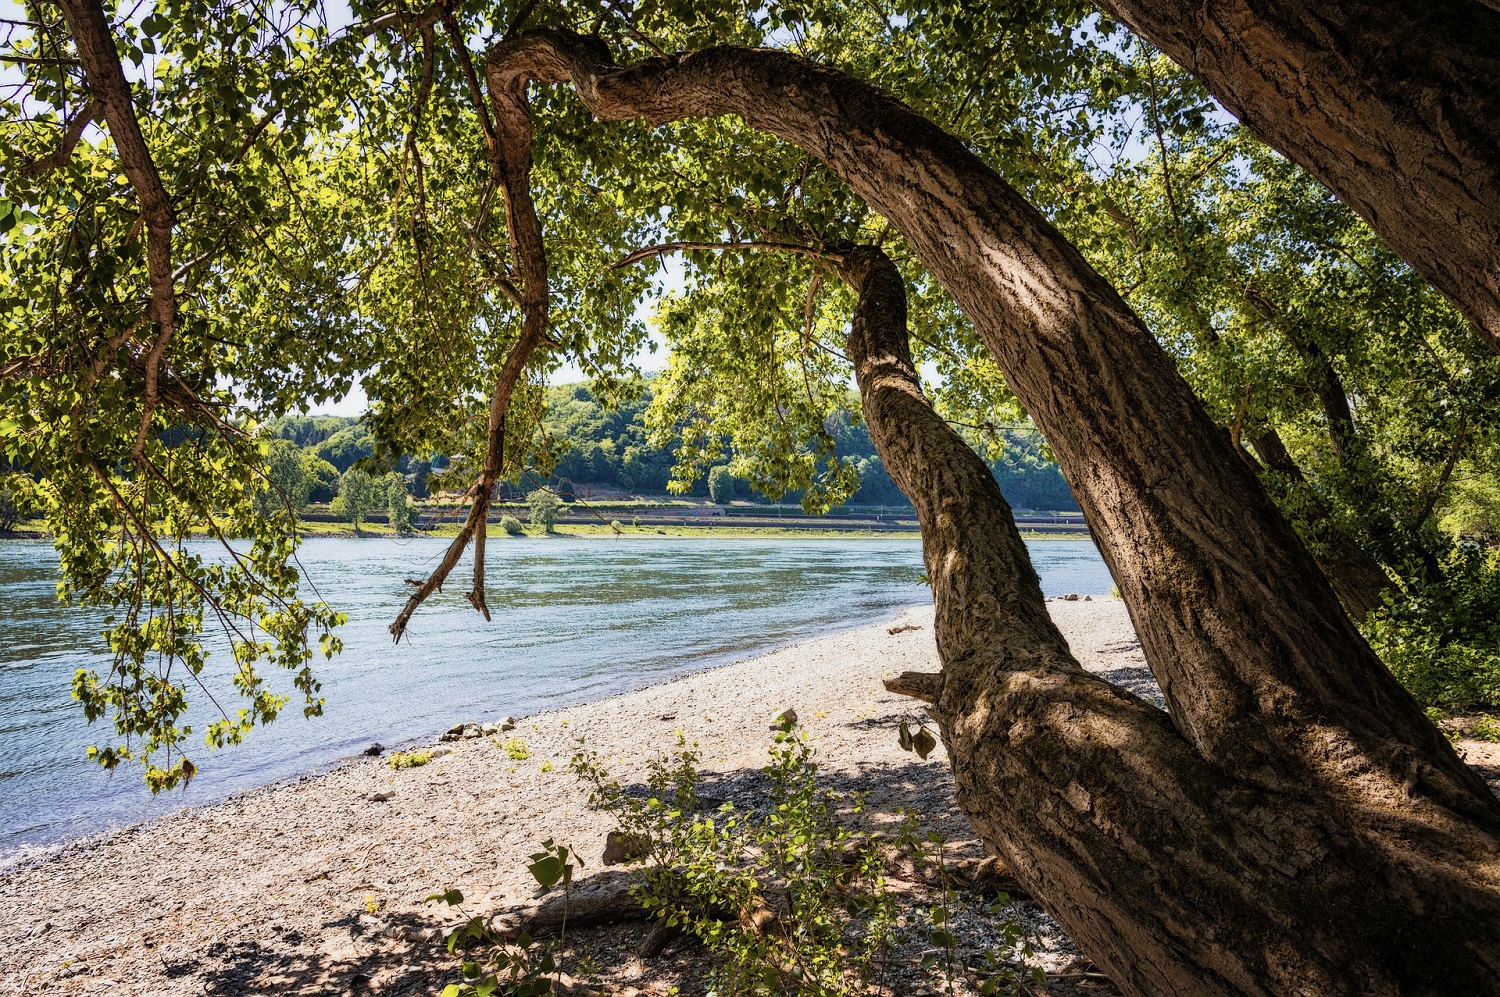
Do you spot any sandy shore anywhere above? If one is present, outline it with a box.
[3,598,1495,996]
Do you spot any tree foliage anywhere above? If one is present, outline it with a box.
[706,464,734,504]
[383,470,414,533]
[332,466,377,531]
[525,488,561,533]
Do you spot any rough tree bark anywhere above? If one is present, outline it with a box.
[484,32,1500,993]
[1091,0,1500,352]
[841,245,1500,995]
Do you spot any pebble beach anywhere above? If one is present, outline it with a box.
[2,598,1495,996]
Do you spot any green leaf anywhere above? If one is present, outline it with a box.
[527,855,564,889]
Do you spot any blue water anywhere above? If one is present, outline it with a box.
[0,535,1113,864]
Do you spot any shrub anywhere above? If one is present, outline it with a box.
[500,514,525,536]
[1363,543,1500,709]
[389,750,431,769]
[567,725,1042,996]
[499,736,531,760]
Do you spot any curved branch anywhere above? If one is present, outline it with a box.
[55,0,177,459]
[18,101,96,177]
[388,12,559,641]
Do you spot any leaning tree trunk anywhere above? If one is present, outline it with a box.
[1091,0,1500,353]
[839,246,1500,995]
[484,32,1500,993]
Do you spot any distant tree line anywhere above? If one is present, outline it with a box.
[541,382,1081,511]
[254,382,1080,517]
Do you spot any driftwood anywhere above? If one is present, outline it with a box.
[489,870,647,942]
[883,671,943,703]
[488,842,1027,956]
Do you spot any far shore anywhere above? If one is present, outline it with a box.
[1,522,1095,541]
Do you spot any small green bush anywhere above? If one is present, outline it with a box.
[567,727,1042,996]
[389,749,431,769]
[499,736,531,760]
[500,514,525,536]
[1363,543,1500,710]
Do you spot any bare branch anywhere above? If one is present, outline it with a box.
[441,7,498,163]
[341,4,443,41]
[18,101,96,177]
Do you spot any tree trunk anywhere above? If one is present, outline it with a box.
[840,245,1500,995]
[1091,0,1500,353]
[485,32,1500,993]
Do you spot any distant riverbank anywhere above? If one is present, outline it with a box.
[297,521,1092,541]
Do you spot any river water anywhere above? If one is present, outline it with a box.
[0,535,1113,865]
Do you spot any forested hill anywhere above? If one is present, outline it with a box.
[273,382,1080,512]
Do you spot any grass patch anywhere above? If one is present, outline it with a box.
[498,736,531,760]
[388,749,432,769]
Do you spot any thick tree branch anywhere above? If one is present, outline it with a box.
[1093,0,1500,352]
[55,0,177,460]
[840,245,1500,996]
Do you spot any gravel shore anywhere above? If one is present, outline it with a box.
[3,598,1495,996]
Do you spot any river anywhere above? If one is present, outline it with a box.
[0,535,1113,865]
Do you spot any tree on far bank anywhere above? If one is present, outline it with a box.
[304,456,341,506]
[382,472,414,534]
[253,440,313,520]
[707,465,735,504]
[331,468,377,534]
[0,477,22,532]
[525,489,561,534]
